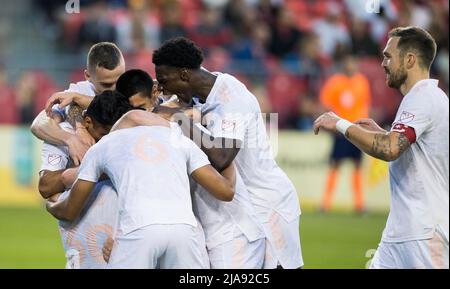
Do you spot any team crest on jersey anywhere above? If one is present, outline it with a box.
[221,120,236,132]
[399,111,415,123]
[48,154,62,165]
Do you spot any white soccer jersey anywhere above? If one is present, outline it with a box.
[77,125,211,235]
[40,122,74,173]
[195,73,301,223]
[39,122,118,269]
[384,79,449,243]
[191,171,265,250]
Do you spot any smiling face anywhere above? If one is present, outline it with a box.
[155,65,193,103]
[382,37,408,89]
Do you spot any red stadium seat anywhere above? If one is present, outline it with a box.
[267,71,305,127]
[0,84,18,124]
[29,71,61,116]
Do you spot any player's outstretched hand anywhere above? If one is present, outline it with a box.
[354,118,386,133]
[313,112,340,135]
[45,92,77,117]
[102,237,114,263]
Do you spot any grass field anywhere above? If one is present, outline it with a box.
[0,206,388,269]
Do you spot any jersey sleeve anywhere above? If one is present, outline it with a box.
[184,136,211,175]
[77,143,104,183]
[391,96,432,142]
[40,143,70,173]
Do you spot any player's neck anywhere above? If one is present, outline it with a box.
[400,70,430,96]
[192,70,217,102]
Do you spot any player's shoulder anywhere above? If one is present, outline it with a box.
[66,80,96,96]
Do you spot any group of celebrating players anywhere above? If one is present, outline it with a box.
[33,26,448,269]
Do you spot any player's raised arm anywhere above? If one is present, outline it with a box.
[314,112,412,162]
[164,109,241,172]
[110,109,169,132]
[46,179,96,221]
[44,91,93,116]
[31,107,95,166]
[191,162,236,202]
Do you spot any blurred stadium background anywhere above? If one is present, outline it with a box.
[0,0,448,268]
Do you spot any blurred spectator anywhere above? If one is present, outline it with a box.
[281,33,325,129]
[268,6,303,58]
[189,5,233,54]
[223,0,250,37]
[319,54,372,213]
[116,0,160,53]
[0,64,18,124]
[229,20,270,81]
[15,72,38,125]
[256,0,280,26]
[159,1,188,43]
[349,17,380,57]
[312,1,351,59]
[77,0,117,51]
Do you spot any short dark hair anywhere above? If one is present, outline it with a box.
[87,42,122,72]
[115,69,154,99]
[85,90,134,126]
[389,26,437,70]
[152,37,204,69]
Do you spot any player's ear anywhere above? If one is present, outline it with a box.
[84,115,93,129]
[179,68,190,82]
[405,52,416,70]
[84,69,91,81]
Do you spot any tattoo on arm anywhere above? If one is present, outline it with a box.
[396,133,410,155]
[66,104,84,128]
[370,132,410,161]
[371,133,392,161]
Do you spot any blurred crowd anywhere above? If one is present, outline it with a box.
[0,0,448,129]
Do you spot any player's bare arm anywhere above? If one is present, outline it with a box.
[168,110,242,172]
[38,169,67,199]
[191,163,236,202]
[44,91,93,116]
[110,109,169,132]
[46,179,96,221]
[31,105,95,166]
[61,167,79,188]
[314,112,411,162]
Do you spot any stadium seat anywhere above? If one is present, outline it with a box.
[0,85,18,124]
[267,70,305,128]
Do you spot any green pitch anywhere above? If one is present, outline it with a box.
[0,206,387,269]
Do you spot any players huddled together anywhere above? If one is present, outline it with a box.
[32,26,448,269]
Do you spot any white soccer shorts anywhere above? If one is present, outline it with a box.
[207,227,265,269]
[106,224,209,269]
[370,226,449,269]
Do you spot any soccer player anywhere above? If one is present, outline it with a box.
[115,69,161,111]
[313,26,449,269]
[114,69,266,269]
[31,42,126,165]
[319,54,372,213]
[46,111,237,269]
[120,37,303,268]
[38,90,134,268]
